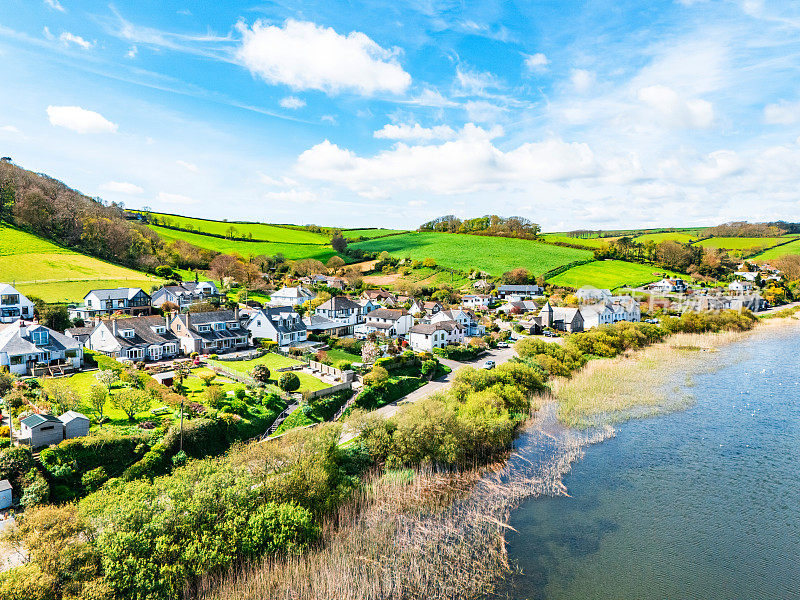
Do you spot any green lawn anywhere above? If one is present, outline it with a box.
[182,368,238,402]
[547,259,684,290]
[632,231,700,244]
[693,236,792,251]
[752,238,800,260]
[151,225,339,262]
[350,231,592,276]
[208,354,330,393]
[324,348,361,364]
[145,212,330,244]
[342,228,407,238]
[539,234,614,249]
[0,224,161,302]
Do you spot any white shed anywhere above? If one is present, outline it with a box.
[58,411,91,439]
[0,479,12,510]
[19,414,64,448]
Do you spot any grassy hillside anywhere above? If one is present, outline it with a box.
[633,231,700,244]
[539,234,615,248]
[349,231,592,275]
[752,238,800,260]
[547,259,682,290]
[693,236,793,251]
[343,228,407,239]
[146,212,330,244]
[151,225,339,262]
[0,224,159,302]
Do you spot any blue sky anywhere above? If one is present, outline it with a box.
[1,0,799,231]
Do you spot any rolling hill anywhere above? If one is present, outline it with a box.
[547,259,684,290]
[0,224,160,302]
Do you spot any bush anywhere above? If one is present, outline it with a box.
[171,451,187,467]
[278,372,301,393]
[420,359,438,378]
[433,345,482,361]
[234,386,247,401]
[21,468,49,507]
[363,365,389,389]
[251,364,271,385]
[81,467,108,492]
[241,502,318,556]
[204,385,226,408]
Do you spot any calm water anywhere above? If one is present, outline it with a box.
[506,327,800,600]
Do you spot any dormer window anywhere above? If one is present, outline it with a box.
[151,326,166,334]
[30,329,49,346]
[120,329,135,338]
[227,322,239,329]
[198,325,211,332]
[214,322,225,331]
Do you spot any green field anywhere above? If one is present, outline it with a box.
[146,212,330,244]
[0,224,160,302]
[539,234,615,249]
[343,228,406,239]
[547,259,683,290]
[151,225,339,262]
[209,354,329,393]
[350,232,592,276]
[693,236,792,251]
[752,238,800,260]
[633,231,700,244]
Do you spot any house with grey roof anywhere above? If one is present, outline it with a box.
[87,314,179,362]
[151,281,220,309]
[245,306,307,346]
[0,321,83,376]
[19,413,64,448]
[70,287,151,320]
[355,308,414,339]
[431,308,484,337]
[0,284,34,324]
[313,296,363,335]
[270,286,316,307]
[497,284,544,300]
[408,320,463,352]
[539,301,584,332]
[169,309,250,355]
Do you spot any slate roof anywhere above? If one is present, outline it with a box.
[366,308,407,321]
[0,322,80,355]
[410,320,462,334]
[84,287,149,301]
[272,286,314,299]
[20,413,62,428]
[58,410,90,423]
[317,296,361,311]
[303,314,343,331]
[99,316,178,348]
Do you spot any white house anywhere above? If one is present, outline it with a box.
[314,297,363,335]
[245,306,307,346]
[728,280,754,293]
[431,309,484,337]
[59,411,91,439]
[408,320,463,352]
[579,296,640,329]
[579,303,615,329]
[648,278,688,294]
[496,284,544,300]
[170,310,249,355]
[70,287,152,320]
[733,271,759,282]
[461,294,494,310]
[576,286,612,302]
[270,286,315,307]
[151,281,220,309]
[0,479,12,510]
[0,284,34,323]
[498,300,539,314]
[87,315,180,362]
[0,322,83,376]
[356,308,414,338]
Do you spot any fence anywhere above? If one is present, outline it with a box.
[308,360,355,382]
[209,363,256,386]
[214,349,261,362]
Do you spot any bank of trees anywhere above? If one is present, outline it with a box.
[419,214,541,238]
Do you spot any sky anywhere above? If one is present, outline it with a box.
[0,0,799,231]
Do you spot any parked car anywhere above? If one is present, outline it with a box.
[543,330,556,337]
[645,318,660,324]
[482,360,495,370]
[497,341,509,348]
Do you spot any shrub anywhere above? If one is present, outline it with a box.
[81,467,108,492]
[251,364,271,385]
[278,372,301,393]
[241,502,318,556]
[363,365,389,388]
[420,359,438,378]
[21,468,49,507]
[204,385,226,408]
[171,451,187,467]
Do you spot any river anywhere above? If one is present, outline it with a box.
[505,324,800,599]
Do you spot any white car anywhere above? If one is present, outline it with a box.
[482,360,495,370]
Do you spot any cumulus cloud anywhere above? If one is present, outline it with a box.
[176,160,198,172]
[374,122,503,143]
[44,0,65,12]
[637,84,714,128]
[46,106,118,134]
[571,69,595,93]
[764,100,800,125]
[100,181,144,195]
[236,19,411,96]
[524,53,549,72]
[59,32,92,49]
[156,191,196,205]
[280,96,306,110]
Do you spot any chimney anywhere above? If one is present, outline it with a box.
[112,317,118,337]
[185,311,191,330]
[234,305,240,321]
[165,310,171,330]
[94,315,101,327]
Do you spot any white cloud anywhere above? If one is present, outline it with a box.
[637,85,714,128]
[100,181,144,194]
[264,189,318,204]
[279,96,306,110]
[455,67,499,95]
[464,100,507,123]
[126,45,138,59]
[236,19,411,96]
[176,160,198,172]
[43,26,54,40]
[46,106,118,134]
[570,69,595,93]
[321,114,337,124]
[59,32,92,50]
[374,122,503,143]
[764,100,800,125]
[524,53,549,72]
[44,0,65,12]
[156,191,196,205]
[0,125,20,134]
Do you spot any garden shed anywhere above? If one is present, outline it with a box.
[0,479,11,510]
[19,413,64,448]
[59,411,91,439]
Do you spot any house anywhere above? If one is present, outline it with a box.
[70,288,151,320]
[87,315,180,362]
[245,306,307,346]
[19,413,64,449]
[728,280,754,293]
[539,301,584,332]
[303,314,356,338]
[270,286,316,307]
[361,289,397,305]
[517,318,545,335]
[431,309,484,337]
[498,300,539,314]
[170,310,250,355]
[0,479,11,510]
[59,411,90,439]
[356,308,414,338]
[496,284,544,300]
[733,271,759,282]
[648,278,688,294]
[64,326,94,347]
[579,303,615,329]
[461,294,493,310]
[312,275,346,289]
[576,286,612,302]
[313,297,363,335]
[151,281,220,309]
[729,294,767,312]
[0,322,83,376]
[408,320,463,352]
[0,284,34,324]
[472,279,493,291]
[410,300,443,316]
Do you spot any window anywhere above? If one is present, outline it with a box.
[66,349,77,358]
[10,355,23,365]
[0,294,19,305]
[198,325,211,332]
[30,330,49,345]
[41,425,54,431]
[214,323,225,331]
[120,329,134,339]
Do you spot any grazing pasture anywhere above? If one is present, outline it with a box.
[632,231,700,244]
[343,228,407,239]
[539,234,615,248]
[547,259,682,290]
[693,236,792,251]
[751,238,800,260]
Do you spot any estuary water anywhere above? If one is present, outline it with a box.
[506,325,800,600]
